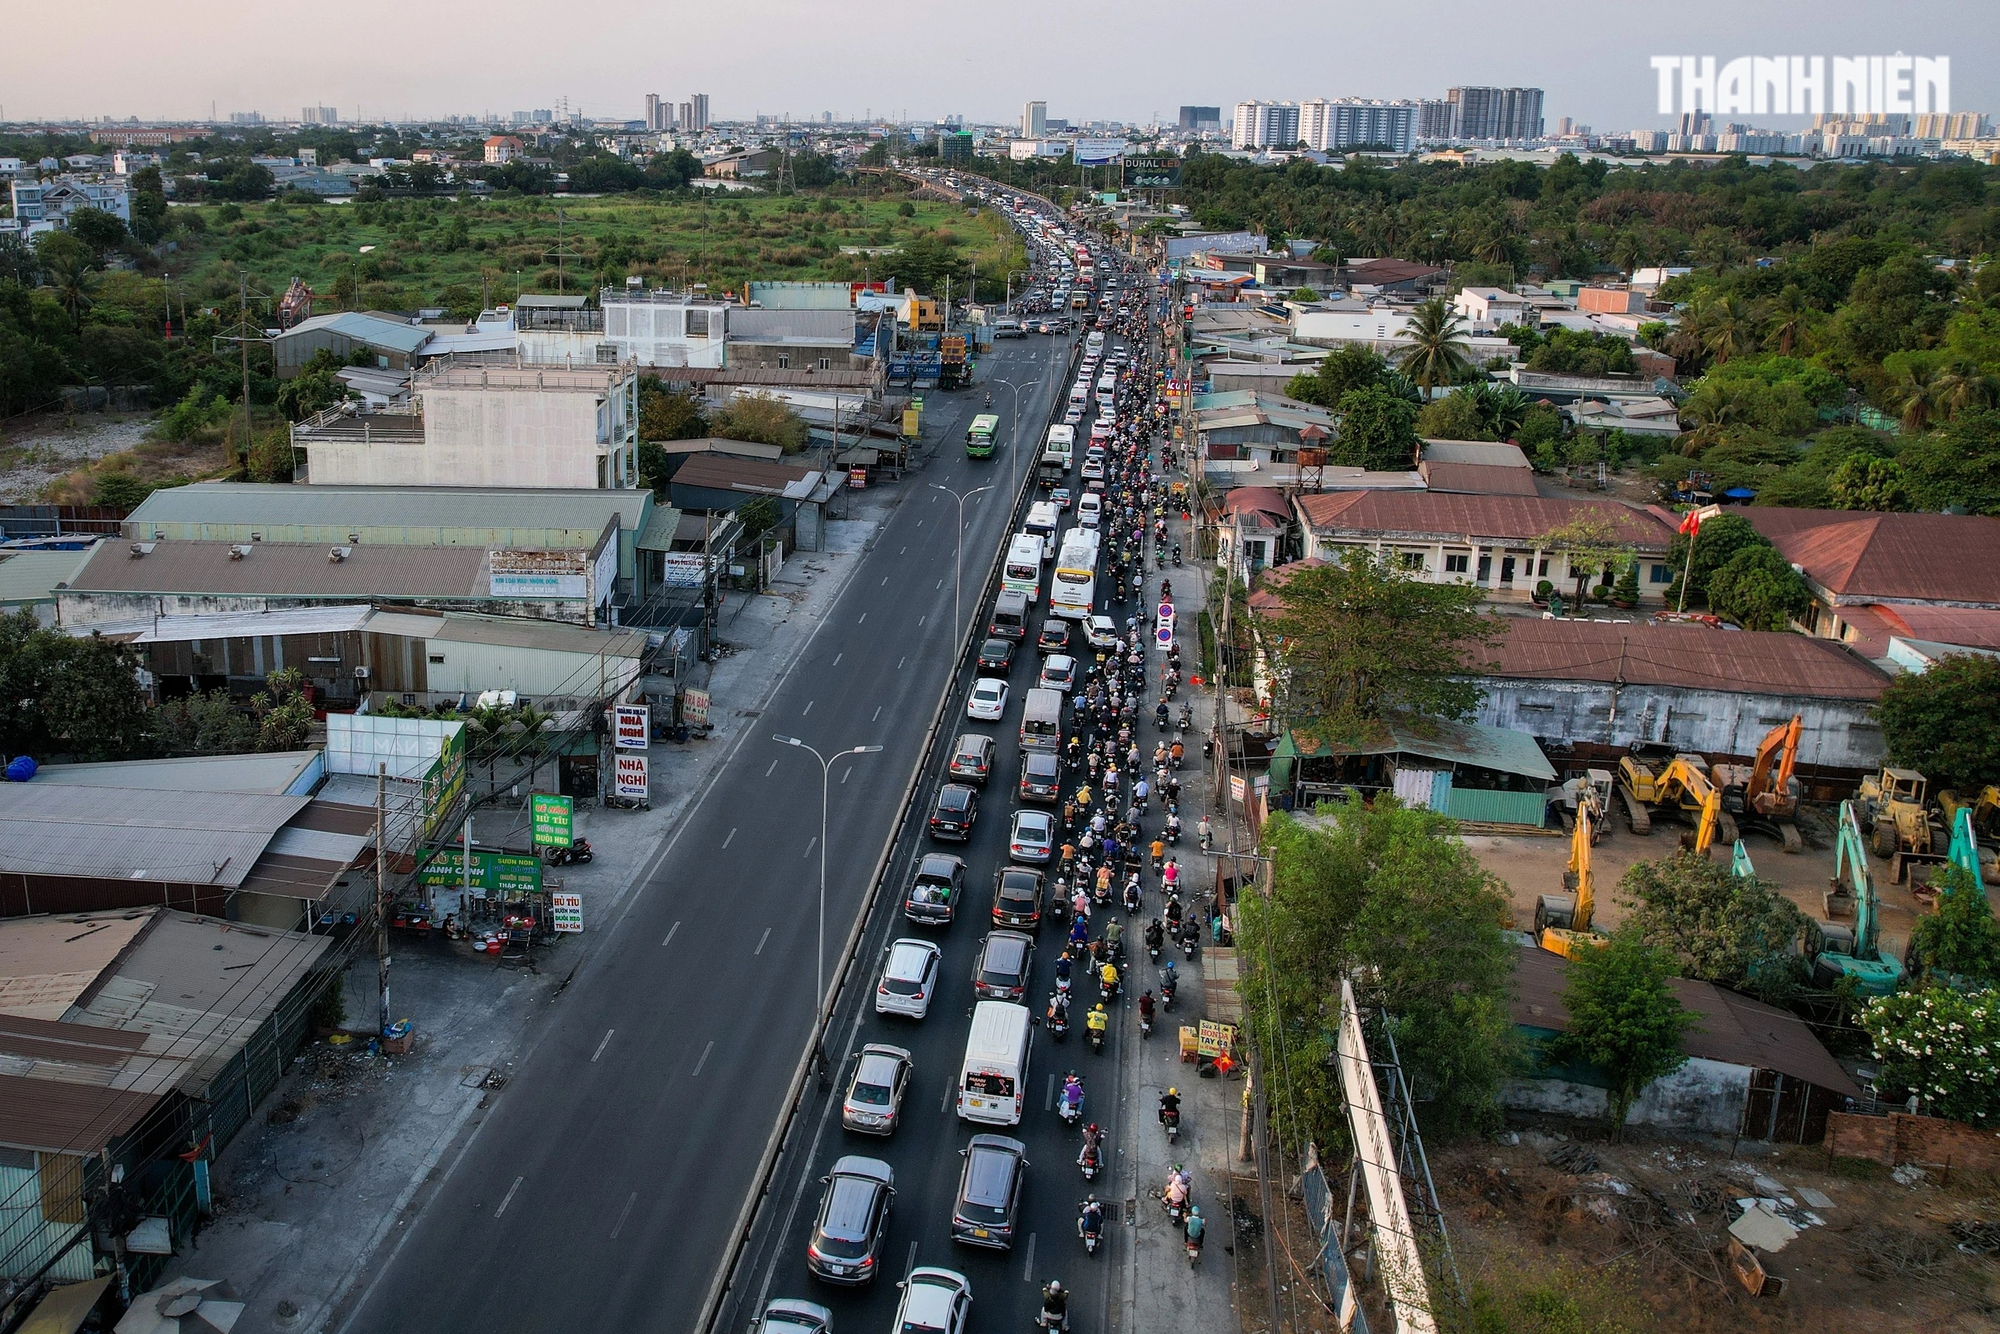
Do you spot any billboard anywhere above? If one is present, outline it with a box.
[613,704,650,750]
[1124,157,1182,189]
[1072,138,1127,166]
[417,849,543,897]
[614,753,649,801]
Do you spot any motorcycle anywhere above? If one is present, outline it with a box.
[1058,1074,1085,1128]
[1078,1137,1103,1182]
[544,838,593,866]
[1123,881,1142,916]
[1088,1022,1106,1055]
[1046,1002,1069,1043]
[1180,921,1201,960]
[1172,545,1183,567]
[1166,817,1181,846]
[1077,1199,1105,1257]
[1162,1105,1181,1143]
[1160,962,1179,1010]
[1184,1210,1204,1267]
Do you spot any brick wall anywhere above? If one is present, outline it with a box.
[1826,1111,2000,1171]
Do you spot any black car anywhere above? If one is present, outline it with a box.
[972,930,1035,1001]
[951,1134,1028,1250]
[905,852,966,925]
[928,784,978,841]
[991,867,1045,928]
[1018,750,1063,804]
[807,1155,895,1284]
[1036,621,1071,655]
[978,638,1016,673]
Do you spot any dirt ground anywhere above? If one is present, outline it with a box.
[0,411,156,502]
[1460,801,1935,964]
[1431,1130,2000,1333]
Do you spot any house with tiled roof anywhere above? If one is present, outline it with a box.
[1292,490,1675,603]
[1737,508,2000,659]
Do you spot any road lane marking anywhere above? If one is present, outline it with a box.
[873,706,883,721]
[803,837,818,859]
[494,1175,523,1219]
[937,579,944,589]
[755,927,773,954]
[900,546,907,555]
[611,1191,638,1239]
[1021,1231,1036,1280]
[592,1029,614,1062]
[1045,1072,1056,1111]
[859,612,868,624]
[693,1039,715,1076]
[765,760,778,777]
[904,1241,919,1279]
[842,769,853,784]
[723,828,736,849]
[942,1077,955,1113]
[882,576,889,586]
[918,615,926,626]
[802,700,813,715]
[832,653,842,667]
[896,658,905,671]
[662,921,681,948]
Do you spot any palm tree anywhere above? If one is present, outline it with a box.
[1396,298,1472,395]
[1890,359,1946,433]
[1699,296,1755,366]
[1934,362,1998,420]
[1676,382,1748,457]
[1609,230,1647,278]
[43,251,95,329]
[1762,286,1814,357]
[1479,384,1532,441]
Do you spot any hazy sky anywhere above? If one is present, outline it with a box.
[12,1,1998,129]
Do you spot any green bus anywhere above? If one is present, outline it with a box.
[966,413,1000,459]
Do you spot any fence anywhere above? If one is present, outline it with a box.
[1298,1145,1371,1333]
[1826,1110,2000,1173]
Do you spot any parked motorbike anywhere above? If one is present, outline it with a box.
[544,838,593,866]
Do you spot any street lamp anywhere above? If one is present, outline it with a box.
[991,376,1039,498]
[1003,268,1033,317]
[929,482,994,641]
[771,734,883,1078]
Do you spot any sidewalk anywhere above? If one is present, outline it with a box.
[168,494,906,1334]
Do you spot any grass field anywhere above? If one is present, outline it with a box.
[165,188,1028,317]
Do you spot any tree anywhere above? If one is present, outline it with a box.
[1618,854,1810,1003]
[1330,385,1420,470]
[1264,548,1498,739]
[254,668,317,751]
[1395,297,1472,394]
[1898,408,2000,515]
[1414,387,1490,442]
[1238,801,1518,1145]
[65,207,128,256]
[710,391,808,452]
[1704,544,1814,631]
[154,689,258,756]
[1907,866,2000,985]
[1875,653,2000,791]
[0,612,151,761]
[638,385,707,442]
[1661,512,1766,608]
[1860,987,2000,1123]
[1827,455,1909,511]
[1285,344,1390,409]
[1535,513,1631,605]
[1547,933,1694,1134]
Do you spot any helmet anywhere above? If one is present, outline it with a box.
[1048,1281,1063,1294]
[1094,1002,1106,1013]
[1087,1123,1098,1134]
[1168,1087,1179,1097]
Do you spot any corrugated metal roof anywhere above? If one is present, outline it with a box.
[1284,717,1555,780]
[0,911,155,1021]
[1512,946,1860,1098]
[636,504,684,552]
[1297,491,1670,548]
[66,540,493,599]
[670,455,821,498]
[1484,619,1889,700]
[31,751,320,795]
[0,786,309,886]
[280,311,433,355]
[1743,508,2000,605]
[1419,462,1541,497]
[0,1072,158,1152]
[1421,440,1531,468]
[131,604,375,642]
[429,613,647,659]
[1871,603,2000,650]
[124,483,650,538]
[0,547,98,605]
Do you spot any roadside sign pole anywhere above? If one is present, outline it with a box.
[376,762,390,1038]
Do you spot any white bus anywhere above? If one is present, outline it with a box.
[1024,501,1060,561]
[1003,534,1044,602]
[1041,424,1075,472]
[958,1001,1032,1125]
[1085,331,1105,358]
[1050,528,1100,619]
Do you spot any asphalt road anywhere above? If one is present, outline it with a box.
[336,332,1077,1334]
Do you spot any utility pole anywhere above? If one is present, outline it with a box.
[375,762,389,1037]
[212,276,273,477]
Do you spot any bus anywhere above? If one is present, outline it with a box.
[966,413,1000,458]
[1050,528,1100,619]
[1041,424,1075,473]
[1023,501,1060,561]
[1002,534,1044,602]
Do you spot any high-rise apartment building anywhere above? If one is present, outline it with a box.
[644,94,671,131]
[1416,99,1452,142]
[1178,106,1221,132]
[301,106,339,126]
[1299,99,1417,153]
[1022,100,1048,138]
[1232,101,1301,150]
[690,94,710,132]
[1915,111,1990,139]
[1445,86,1545,140]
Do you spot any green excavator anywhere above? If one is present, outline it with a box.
[1813,800,1904,997]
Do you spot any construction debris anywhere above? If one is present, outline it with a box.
[1950,1220,2000,1255]
[1729,1202,1800,1252]
[1543,1141,1599,1175]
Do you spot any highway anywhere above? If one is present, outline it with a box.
[336,330,1077,1334]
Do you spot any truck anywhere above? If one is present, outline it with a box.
[939,334,969,390]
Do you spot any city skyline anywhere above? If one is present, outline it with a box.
[10,0,1997,130]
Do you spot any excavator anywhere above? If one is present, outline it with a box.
[1615,752,1736,855]
[1854,766,1935,874]
[1813,800,1904,997]
[1939,786,2000,846]
[1712,715,1805,853]
[1535,802,1608,958]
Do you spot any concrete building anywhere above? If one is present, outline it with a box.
[271,311,436,377]
[1299,99,1417,154]
[1446,86,1544,140]
[1022,101,1047,139]
[1232,101,1301,150]
[483,135,525,164]
[1472,617,1892,770]
[1292,492,1673,602]
[290,361,640,490]
[1178,106,1221,132]
[1451,286,1534,330]
[9,178,132,225]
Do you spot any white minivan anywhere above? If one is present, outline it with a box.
[958,1001,1032,1125]
[1077,492,1102,528]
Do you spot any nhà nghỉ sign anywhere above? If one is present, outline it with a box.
[613,704,650,750]
[614,753,649,800]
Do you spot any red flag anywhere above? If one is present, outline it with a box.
[1678,510,1703,536]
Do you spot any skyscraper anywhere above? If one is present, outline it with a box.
[691,94,710,131]
[1022,100,1047,138]
[644,94,668,132]
[1445,87,1544,140]
[1178,106,1221,132]
[1416,99,1452,142]
[1231,102,1300,150]
[1299,99,1417,153]
[678,102,693,132]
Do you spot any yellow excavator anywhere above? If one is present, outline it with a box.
[1616,752,1735,855]
[1536,801,1608,957]
[1712,715,1805,853]
[1939,786,2000,846]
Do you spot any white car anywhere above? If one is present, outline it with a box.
[893,1269,971,1334]
[875,938,943,1019]
[1085,615,1121,650]
[1038,654,1077,694]
[967,677,1009,721]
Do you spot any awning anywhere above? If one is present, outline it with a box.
[635,505,684,553]
[1278,716,1554,782]
[18,1277,113,1334]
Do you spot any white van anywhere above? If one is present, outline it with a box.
[1024,502,1060,560]
[1003,534,1043,601]
[1077,491,1102,528]
[958,1001,1032,1125]
[1068,380,1090,408]
[1085,331,1105,357]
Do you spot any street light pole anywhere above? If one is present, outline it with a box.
[771,735,883,1079]
[992,376,1039,500]
[929,482,993,640]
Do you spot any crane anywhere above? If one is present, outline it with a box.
[1617,753,1735,855]
[1813,800,1904,997]
[1535,801,1608,958]
[1713,715,1805,853]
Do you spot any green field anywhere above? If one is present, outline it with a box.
[165,190,1028,317]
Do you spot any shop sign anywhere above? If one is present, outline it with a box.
[551,892,584,933]
[532,793,573,847]
[613,704,650,751]
[681,688,710,726]
[614,753,649,800]
[849,466,869,489]
[1197,1019,1236,1058]
[1230,774,1247,805]
[417,849,543,896]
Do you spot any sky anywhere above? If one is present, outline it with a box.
[11,0,1999,130]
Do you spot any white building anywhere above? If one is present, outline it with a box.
[1022,100,1047,139]
[1299,99,1417,154]
[1232,101,1301,150]
[1451,287,1533,331]
[10,178,132,225]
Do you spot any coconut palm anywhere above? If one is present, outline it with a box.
[1676,382,1749,457]
[1478,384,1532,441]
[1935,362,1998,420]
[1609,230,1647,277]
[1890,360,1946,433]
[1396,298,1473,395]
[1761,286,1814,357]
[1699,296,1755,366]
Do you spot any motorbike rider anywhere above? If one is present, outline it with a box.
[1138,988,1155,1029]
[1054,950,1072,985]
[1069,913,1090,950]
[1163,1167,1190,1214]
[1103,917,1124,958]
[1144,916,1165,955]
[1085,1002,1109,1043]
[1098,957,1120,999]
[1047,991,1070,1029]
[1122,876,1143,915]
[1185,1204,1205,1254]
[1040,1281,1068,1329]
[1198,815,1214,851]
[1061,1072,1084,1119]
[1159,1087,1182,1127]
[1079,1194,1106,1241]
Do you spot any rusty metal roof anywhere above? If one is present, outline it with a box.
[1743,508,2000,606]
[67,540,491,599]
[1296,490,1670,548]
[1483,618,1889,700]
[1418,461,1542,497]
[0,1072,158,1153]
